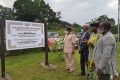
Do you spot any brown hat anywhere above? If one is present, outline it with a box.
[66,26,74,30]
[90,22,100,28]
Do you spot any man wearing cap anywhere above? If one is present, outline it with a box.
[64,26,77,72]
[87,22,100,80]
[93,21,116,80]
[79,25,90,75]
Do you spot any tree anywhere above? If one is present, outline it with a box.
[88,15,117,34]
[96,15,115,25]
[88,15,115,25]
[72,23,81,32]
[110,25,118,34]
[0,5,14,20]
[13,0,36,21]
[0,5,3,10]
[13,0,59,22]
[59,20,71,27]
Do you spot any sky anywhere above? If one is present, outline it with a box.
[0,0,118,25]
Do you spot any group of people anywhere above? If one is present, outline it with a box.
[63,21,117,80]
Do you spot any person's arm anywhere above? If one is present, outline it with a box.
[72,43,75,54]
[79,32,90,52]
[83,32,90,44]
[71,34,76,54]
[94,34,100,46]
[82,40,88,43]
[93,34,99,47]
[97,37,115,74]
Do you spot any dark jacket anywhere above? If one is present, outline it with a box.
[79,32,90,51]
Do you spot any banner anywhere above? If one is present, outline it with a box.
[6,20,45,50]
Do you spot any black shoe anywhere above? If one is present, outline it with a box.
[68,69,74,73]
[64,68,70,71]
[77,73,86,76]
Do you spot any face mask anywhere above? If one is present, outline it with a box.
[81,29,83,32]
[65,31,68,34]
[98,28,104,34]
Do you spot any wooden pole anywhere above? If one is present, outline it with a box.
[0,19,6,80]
[44,19,49,65]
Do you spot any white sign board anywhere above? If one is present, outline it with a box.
[6,20,45,50]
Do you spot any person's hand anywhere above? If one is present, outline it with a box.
[97,68,103,75]
[72,51,74,54]
[79,50,81,54]
[112,73,120,80]
[82,40,88,43]
[72,48,75,54]
[88,42,94,47]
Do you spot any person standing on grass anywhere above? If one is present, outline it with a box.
[93,21,116,80]
[63,26,77,73]
[87,22,100,80]
[79,25,90,76]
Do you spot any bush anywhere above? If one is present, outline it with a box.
[6,48,44,56]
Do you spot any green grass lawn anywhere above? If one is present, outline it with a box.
[116,42,120,71]
[0,42,120,80]
[2,51,81,80]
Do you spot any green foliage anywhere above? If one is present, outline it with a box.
[6,48,44,56]
[49,41,64,61]
[111,25,118,34]
[13,0,58,22]
[59,20,71,27]
[48,22,62,30]
[0,3,80,33]
[88,15,115,25]
[48,21,81,35]
[13,0,35,21]
[72,23,81,32]
[88,15,117,34]
[0,5,14,20]
[0,43,119,80]
[3,51,79,80]
[48,22,65,36]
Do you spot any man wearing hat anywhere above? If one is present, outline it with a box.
[64,26,77,72]
[87,22,100,80]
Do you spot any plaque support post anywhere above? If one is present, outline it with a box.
[0,19,6,80]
